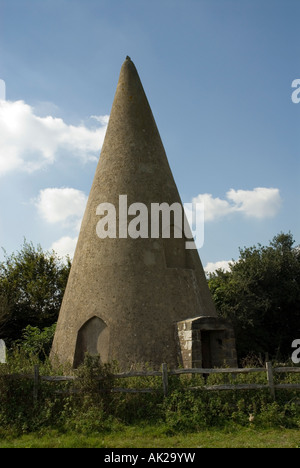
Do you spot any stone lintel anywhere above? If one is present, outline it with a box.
[177,316,232,331]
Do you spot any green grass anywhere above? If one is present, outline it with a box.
[0,425,299,448]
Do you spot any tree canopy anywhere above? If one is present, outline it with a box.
[0,241,71,346]
[208,232,300,362]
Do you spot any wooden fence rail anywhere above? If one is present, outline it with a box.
[1,362,300,401]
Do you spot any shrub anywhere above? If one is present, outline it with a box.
[0,354,299,435]
[15,324,56,360]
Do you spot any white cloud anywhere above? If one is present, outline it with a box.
[192,187,281,222]
[35,187,87,228]
[204,260,233,275]
[91,115,110,125]
[226,187,281,219]
[0,79,5,101]
[0,99,108,176]
[51,236,78,259]
[35,187,87,259]
[191,193,233,222]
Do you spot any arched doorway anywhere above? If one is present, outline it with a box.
[73,316,109,367]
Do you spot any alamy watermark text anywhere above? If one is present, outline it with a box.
[96,195,204,249]
[292,339,300,364]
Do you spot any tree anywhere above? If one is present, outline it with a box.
[0,293,11,336]
[0,241,71,346]
[208,232,300,362]
[16,324,57,359]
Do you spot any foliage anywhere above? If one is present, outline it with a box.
[0,293,11,336]
[15,324,56,360]
[0,353,115,434]
[60,355,117,433]
[0,353,299,437]
[208,233,300,361]
[0,240,71,345]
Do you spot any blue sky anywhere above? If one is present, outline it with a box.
[0,0,299,272]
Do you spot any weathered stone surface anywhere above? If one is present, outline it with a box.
[0,339,6,364]
[176,316,237,368]
[50,57,236,370]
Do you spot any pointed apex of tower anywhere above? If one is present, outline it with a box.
[104,54,158,166]
[120,55,139,77]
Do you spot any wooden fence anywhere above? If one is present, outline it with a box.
[2,361,300,402]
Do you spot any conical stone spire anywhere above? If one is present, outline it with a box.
[51,57,236,370]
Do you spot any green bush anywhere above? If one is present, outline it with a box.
[15,324,56,360]
[0,353,299,436]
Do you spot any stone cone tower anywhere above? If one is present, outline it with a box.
[51,57,237,370]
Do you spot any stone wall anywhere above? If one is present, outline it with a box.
[176,316,237,368]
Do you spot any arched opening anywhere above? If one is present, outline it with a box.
[73,316,109,368]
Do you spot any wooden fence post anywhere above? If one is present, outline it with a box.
[162,363,168,397]
[33,365,39,403]
[266,361,275,400]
